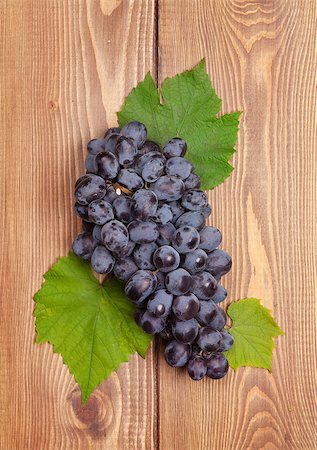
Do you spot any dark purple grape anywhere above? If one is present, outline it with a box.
[140,311,165,334]
[153,204,173,224]
[156,223,176,246]
[115,136,138,166]
[121,121,147,148]
[162,138,187,158]
[92,225,102,243]
[82,220,95,232]
[104,132,121,154]
[124,270,157,304]
[172,318,199,344]
[75,203,89,220]
[201,204,212,219]
[112,240,135,259]
[182,249,207,274]
[207,306,226,330]
[206,249,232,278]
[91,245,115,274]
[113,257,138,282]
[101,220,129,252]
[147,289,173,317]
[165,268,192,295]
[159,322,173,340]
[172,226,200,253]
[165,156,192,179]
[184,172,201,190]
[88,199,114,225]
[164,340,191,367]
[134,307,146,326]
[151,176,185,201]
[175,211,205,231]
[87,139,106,155]
[211,284,227,303]
[112,195,133,223]
[195,301,218,326]
[133,242,158,270]
[103,185,119,204]
[198,227,222,252]
[85,154,97,173]
[168,201,185,223]
[95,152,120,180]
[135,151,164,174]
[206,353,229,379]
[128,220,159,244]
[117,168,144,191]
[139,140,160,155]
[156,271,166,289]
[153,245,180,272]
[197,327,222,352]
[172,293,200,321]
[218,331,234,352]
[72,232,97,260]
[191,271,217,300]
[132,189,158,220]
[75,174,106,205]
[188,356,207,381]
[181,190,208,211]
[104,127,121,139]
[142,154,165,182]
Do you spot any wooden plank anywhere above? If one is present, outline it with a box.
[0,1,157,449]
[158,1,316,449]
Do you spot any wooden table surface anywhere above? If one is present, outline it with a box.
[0,1,316,449]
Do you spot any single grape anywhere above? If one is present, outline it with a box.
[191,271,217,300]
[142,154,165,182]
[206,249,232,278]
[156,223,176,246]
[168,201,185,223]
[153,245,180,272]
[135,151,164,174]
[75,174,106,205]
[101,219,129,252]
[195,300,217,326]
[201,204,212,219]
[181,190,208,211]
[115,136,138,166]
[85,154,97,173]
[153,204,173,224]
[187,356,207,381]
[156,271,166,289]
[131,188,158,220]
[92,225,102,243]
[172,292,200,320]
[140,311,166,334]
[91,245,115,274]
[117,168,144,191]
[72,232,97,260]
[104,127,121,139]
[198,227,222,252]
[175,211,205,231]
[172,318,199,344]
[75,202,89,220]
[121,121,147,148]
[104,132,121,154]
[184,172,201,190]
[218,331,234,352]
[88,199,114,225]
[182,249,208,274]
[162,138,187,158]
[165,156,192,179]
[211,284,227,304]
[205,353,229,379]
[147,289,173,317]
[139,140,160,155]
[172,226,200,253]
[197,327,222,352]
[112,195,133,223]
[112,240,135,259]
[87,139,106,155]
[103,185,118,204]
[125,270,157,304]
[128,220,159,244]
[133,242,158,270]
[165,268,192,295]
[113,257,138,282]
[207,306,226,330]
[164,340,191,367]
[95,151,120,180]
[151,176,185,201]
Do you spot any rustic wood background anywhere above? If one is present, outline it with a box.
[0,0,316,449]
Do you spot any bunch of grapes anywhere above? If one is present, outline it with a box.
[73,121,234,381]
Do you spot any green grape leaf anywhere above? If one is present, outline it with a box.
[117,59,240,189]
[34,252,152,405]
[226,298,284,371]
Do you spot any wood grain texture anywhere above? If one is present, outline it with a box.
[158,1,316,449]
[0,1,157,449]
